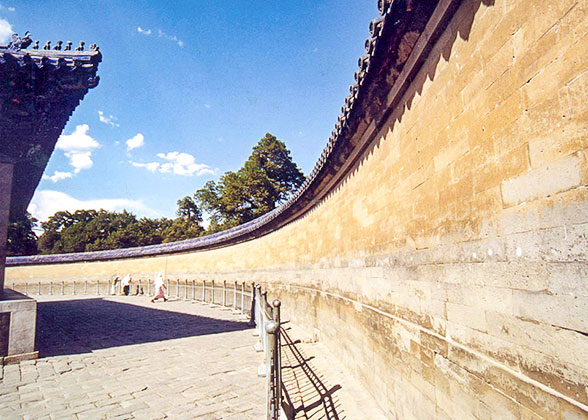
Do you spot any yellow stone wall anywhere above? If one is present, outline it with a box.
[7,1,588,418]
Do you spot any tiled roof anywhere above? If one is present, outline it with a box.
[0,34,101,220]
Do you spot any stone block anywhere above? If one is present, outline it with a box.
[512,290,588,334]
[501,154,582,207]
[0,291,37,361]
[486,311,588,374]
[446,302,487,333]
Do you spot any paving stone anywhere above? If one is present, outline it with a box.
[1,296,264,419]
[2,294,387,419]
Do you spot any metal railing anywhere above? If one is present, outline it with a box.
[8,279,253,316]
[252,284,283,420]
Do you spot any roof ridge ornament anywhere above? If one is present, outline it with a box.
[7,32,33,51]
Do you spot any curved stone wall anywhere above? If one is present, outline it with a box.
[7,1,588,418]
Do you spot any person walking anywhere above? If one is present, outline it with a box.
[121,274,132,296]
[151,272,167,302]
[111,275,120,295]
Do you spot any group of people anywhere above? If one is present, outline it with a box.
[110,272,167,302]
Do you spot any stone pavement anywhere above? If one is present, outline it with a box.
[0,295,266,420]
[279,325,388,420]
[0,294,388,420]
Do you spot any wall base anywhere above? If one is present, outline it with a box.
[0,289,37,364]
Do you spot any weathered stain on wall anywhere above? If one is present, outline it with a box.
[7,0,588,418]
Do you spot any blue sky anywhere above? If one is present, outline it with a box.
[1,1,377,222]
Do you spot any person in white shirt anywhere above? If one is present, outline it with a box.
[151,272,167,303]
[121,274,132,296]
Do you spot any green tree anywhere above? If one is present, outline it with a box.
[176,196,202,222]
[36,205,205,255]
[161,218,204,242]
[40,210,75,232]
[7,212,38,256]
[195,133,304,232]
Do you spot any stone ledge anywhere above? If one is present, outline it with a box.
[2,351,38,365]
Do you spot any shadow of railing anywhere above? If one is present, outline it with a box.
[36,298,251,358]
[280,328,344,420]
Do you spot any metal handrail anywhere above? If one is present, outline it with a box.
[9,279,253,314]
[252,283,283,420]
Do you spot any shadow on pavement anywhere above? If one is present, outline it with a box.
[36,298,251,358]
[280,328,345,420]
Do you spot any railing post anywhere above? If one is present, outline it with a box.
[273,299,282,419]
[251,283,255,314]
[73,281,76,295]
[61,281,64,295]
[25,282,28,295]
[184,279,188,300]
[261,290,269,353]
[246,283,254,322]
[37,281,41,295]
[253,285,261,338]
[210,280,215,306]
[84,280,88,295]
[232,281,238,314]
[192,280,196,301]
[266,320,280,420]
[201,280,206,304]
[222,280,227,308]
[96,280,99,295]
[49,281,53,295]
[176,279,179,298]
[262,290,269,320]
[238,282,248,320]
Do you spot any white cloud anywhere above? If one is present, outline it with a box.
[137,26,183,48]
[68,151,93,172]
[137,26,152,35]
[157,28,184,48]
[42,171,73,183]
[56,124,99,152]
[55,124,100,173]
[158,152,215,176]
[28,190,161,222]
[130,161,159,172]
[0,18,12,44]
[0,4,15,13]
[204,104,211,109]
[126,133,144,152]
[98,110,119,127]
[131,151,215,177]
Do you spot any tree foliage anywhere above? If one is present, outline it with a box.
[9,133,302,255]
[36,202,204,255]
[195,133,304,232]
[7,212,38,256]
